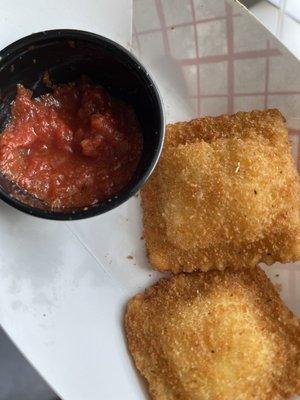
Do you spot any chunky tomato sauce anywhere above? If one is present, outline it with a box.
[0,83,142,208]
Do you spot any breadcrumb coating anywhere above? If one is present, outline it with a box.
[141,109,300,272]
[125,268,300,400]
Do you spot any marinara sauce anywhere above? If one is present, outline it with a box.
[0,83,142,208]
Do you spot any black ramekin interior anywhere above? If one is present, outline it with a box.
[0,29,164,220]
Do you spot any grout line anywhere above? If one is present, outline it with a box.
[132,23,142,55]
[154,0,171,55]
[289,129,300,136]
[178,48,281,66]
[132,13,242,37]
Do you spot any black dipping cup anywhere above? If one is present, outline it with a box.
[0,29,164,220]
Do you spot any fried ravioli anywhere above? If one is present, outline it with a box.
[141,109,300,273]
[125,268,300,400]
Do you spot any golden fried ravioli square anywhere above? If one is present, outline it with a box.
[125,268,300,400]
[141,110,300,273]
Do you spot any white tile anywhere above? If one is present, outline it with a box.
[287,117,300,130]
[268,55,300,92]
[200,96,228,116]
[181,65,198,96]
[280,13,300,59]
[197,20,227,57]
[250,1,279,36]
[284,0,300,22]
[134,0,160,31]
[267,1,280,7]
[194,0,225,20]
[168,25,197,59]
[268,94,300,128]
[234,95,265,112]
[162,0,192,26]
[234,14,272,52]
[189,97,199,117]
[234,96,264,112]
[251,0,300,59]
[139,31,165,58]
[199,61,227,95]
[234,58,266,94]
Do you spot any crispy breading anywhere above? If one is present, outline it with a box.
[125,268,300,400]
[141,109,300,273]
